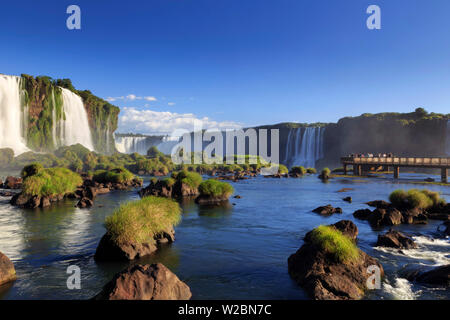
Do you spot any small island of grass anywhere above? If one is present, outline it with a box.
[95,196,182,261]
[196,179,234,205]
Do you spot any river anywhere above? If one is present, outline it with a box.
[0,173,448,300]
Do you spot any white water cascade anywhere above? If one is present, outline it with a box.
[59,88,95,151]
[115,135,154,154]
[446,120,450,156]
[0,75,29,155]
[284,127,325,168]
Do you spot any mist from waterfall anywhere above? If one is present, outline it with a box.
[59,88,95,151]
[0,75,29,155]
[284,127,325,168]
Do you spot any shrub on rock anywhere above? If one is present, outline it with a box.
[196,179,234,205]
[95,196,181,261]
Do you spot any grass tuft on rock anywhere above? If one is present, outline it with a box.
[310,225,360,263]
[105,196,181,245]
[198,179,234,198]
[22,167,82,197]
[389,189,445,209]
[173,171,203,189]
[93,167,136,184]
[290,166,306,175]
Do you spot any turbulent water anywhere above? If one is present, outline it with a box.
[0,75,29,155]
[59,88,94,151]
[0,173,448,300]
[284,127,325,168]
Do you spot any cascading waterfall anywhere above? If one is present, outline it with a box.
[59,88,95,151]
[156,136,180,155]
[115,135,152,154]
[446,120,450,156]
[0,75,29,155]
[284,127,325,168]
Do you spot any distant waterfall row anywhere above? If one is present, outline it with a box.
[0,74,94,155]
[284,127,325,168]
[115,134,179,155]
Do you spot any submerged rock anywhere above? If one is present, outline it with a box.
[94,263,192,300]
[366,200,391,209]
[0,251,16,286]
[312,204,343,216]
[343,196,352,203]
[94,228,175,261]
[376,230,417,249]
[406,265,449,287]
[288,220,384,300]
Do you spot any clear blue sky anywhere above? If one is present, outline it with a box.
[1,0,450,132]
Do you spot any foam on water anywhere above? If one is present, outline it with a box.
[383,278,420,300]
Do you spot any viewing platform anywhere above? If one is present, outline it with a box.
[341,156,450,183]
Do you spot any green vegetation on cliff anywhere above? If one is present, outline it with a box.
[20,74,119,154]
[105,196,181,245]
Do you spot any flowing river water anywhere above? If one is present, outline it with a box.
[0,173,448,300]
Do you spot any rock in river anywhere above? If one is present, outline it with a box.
[0,251,16,286]
[376,230,417,249]
[312,204,343,216]
[288,220,384,300]
[94,263,192,300]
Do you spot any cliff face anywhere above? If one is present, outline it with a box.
[251,109,449,168]
[322,111,449,166]
[20,74,119,154]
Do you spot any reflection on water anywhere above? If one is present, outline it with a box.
[0,173,449,300]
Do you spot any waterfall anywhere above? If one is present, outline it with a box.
[446,120,450,156]
[156,136,180,155]
[284,127,325,168]
[59,88,95,151]
[0,75,29,155]
[115,135,151,154]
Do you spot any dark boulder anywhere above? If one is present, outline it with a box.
[343,196,352,203]
[366,200,391,209]
[312,205,343,216]
[0,251,16,286]
[376,230,417,249]
[93,263,192,300]
[94,228,175,261]
[353,209,372,220]
[76,197,94,208]
[407,265,449,287]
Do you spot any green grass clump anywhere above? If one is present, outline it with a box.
[162,177,176,188]
[310,225,360,263]
[198,179,234,198]
[21,163,44,179]
[93,167,135,184]
[174,171,203,189]
[306,167,317,174]
[389,189,445,209]
[22,167,82,197]
[278,164,289,174]
[290,166,306,175]
[320,167,331,179]
[105,196,181,245]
